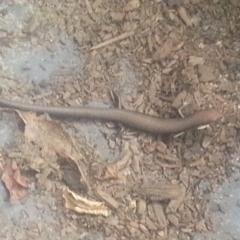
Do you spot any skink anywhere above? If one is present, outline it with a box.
[0,98,222,134]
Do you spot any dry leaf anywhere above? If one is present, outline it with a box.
[62,187,110,217]
[19,112,78,158]
[59,158,89,192]
[2,160,29,203]
[16,110,89,191]
[101,145,132,179]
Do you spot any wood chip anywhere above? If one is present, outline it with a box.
[132,183,183,201]
[188,56,205,66]
[136,199,147,216]
[152,203,167,229]
[95,188,119,210]
[124,0,140,12]
[198,65,216,82]
[177,6,193,27]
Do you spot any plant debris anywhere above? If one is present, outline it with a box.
[1,160,29,203]
[0,0,239,239]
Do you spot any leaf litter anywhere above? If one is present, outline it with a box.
[0,0,239,239]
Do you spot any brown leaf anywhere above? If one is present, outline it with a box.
[20,113,78,158]
[101,144,132,179]
[59,158,89,193]
[16,111,89,191]
[2,161,29,203]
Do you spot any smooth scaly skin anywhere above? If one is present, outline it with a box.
[0,98,222,134]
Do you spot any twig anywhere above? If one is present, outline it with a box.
[91,31,134,50]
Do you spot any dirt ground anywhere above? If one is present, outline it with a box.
[0,0,239,239]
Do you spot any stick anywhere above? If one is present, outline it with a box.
[91,31,134,50]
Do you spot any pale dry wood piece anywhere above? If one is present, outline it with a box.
[188,56,205,66]
[172,90,187,110]
[110,12,125,22]
[132,94,144,108]
[131,155,141,173]
[201,132,220,149]
[85,0,93,14]
[156,161,182,169]
[147,34,153,53]
[152,203,168,229]
[85,0,98,22]
[156,143,167,155]
[167,185,186,213]
[95,188,119,210]
[198,65,215,82]
[91,31,134,50]
[32,92,53,100]
[196,219,207,231]
[148,78,157,104]
[167,213,179,227]
[157,153,181,163]
[139,223,149,234]
[132,184,183,201]
[179,168,189,188]
[153,39,175,61]
[177,6,193,27]
[124,0,140,12]
[148,203,158,222]
[136,199,146,216]
[189,157,205,167]
[146,218,158,231]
